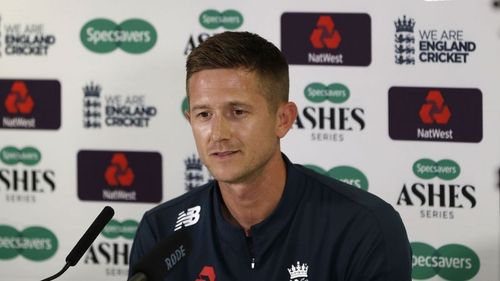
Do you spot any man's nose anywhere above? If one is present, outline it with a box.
[210,115,231,142]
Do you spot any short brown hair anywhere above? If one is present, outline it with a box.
[186,31,289,111]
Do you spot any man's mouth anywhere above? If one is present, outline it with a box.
[211,151,238,157]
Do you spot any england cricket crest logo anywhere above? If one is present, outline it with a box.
[288,261,309,281]
[394,15,416,65]
[184,154,212,192]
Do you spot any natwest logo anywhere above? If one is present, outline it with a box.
[281,13,371,66]
[310,16,341,49]
[0,79,60,130]
[77,150,162,203]
[195,266,216,281]
[4,81,34,114]
[389,87,482,143]
[397,158,476,220]
[419,90,451,124]
[104,153,134,187]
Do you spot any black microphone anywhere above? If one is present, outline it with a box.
[41,206,115,281]
[128,230,192,281]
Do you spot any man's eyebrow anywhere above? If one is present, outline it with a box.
[191,102,253,111]
[228,102,252,108]
[190,105,210,111]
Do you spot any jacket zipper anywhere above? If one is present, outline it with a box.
[246,235,256,269]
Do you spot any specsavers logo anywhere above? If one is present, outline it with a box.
[295,82,365,142]
[101,219,138,240]
[0,146,56,203]
[0,146,40,166]
[397,158,475,220]
[199,10,243,30]
[303,83,349,104]
[84,219,138,277]
[184,9,244,55]
[0,225,58,261]
[413,158,460,180]
[81,18,157,54]
[181,97,189,117]
[411,242,480,281]
[305,164,368,190]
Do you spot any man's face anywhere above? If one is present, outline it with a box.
[187,68,281,184]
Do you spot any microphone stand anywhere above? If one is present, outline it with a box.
[40,206,114,281]
[41,263,70,281]
[127,272,147,281]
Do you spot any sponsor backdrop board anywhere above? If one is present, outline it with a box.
[0,0,499,280]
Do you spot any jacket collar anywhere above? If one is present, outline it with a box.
[212,153,306,259]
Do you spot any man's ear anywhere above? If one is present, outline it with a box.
[275,102,298,138]
[184,110,191,122]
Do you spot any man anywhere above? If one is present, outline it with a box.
[129,31,411,281]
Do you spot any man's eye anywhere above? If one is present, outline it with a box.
[197,112,210,118]
[234,109,246,115]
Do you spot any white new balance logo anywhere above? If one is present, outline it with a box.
[174,206,201,231]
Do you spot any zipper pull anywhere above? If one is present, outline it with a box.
[251,257,255,269]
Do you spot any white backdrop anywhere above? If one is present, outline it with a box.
[0,0,498,280]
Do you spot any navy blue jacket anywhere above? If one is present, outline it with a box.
[129,155,411,281]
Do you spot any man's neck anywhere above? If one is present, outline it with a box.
[218,153,287,235]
